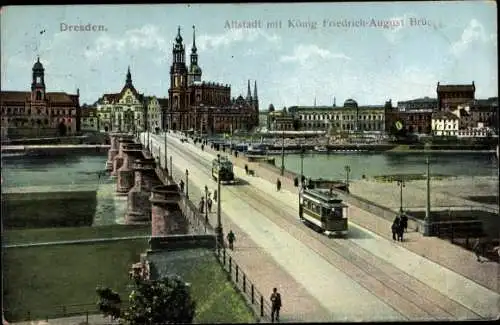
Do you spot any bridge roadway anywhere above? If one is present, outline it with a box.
[141,132,499,322]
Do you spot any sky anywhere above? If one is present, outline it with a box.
[1,2,497,109]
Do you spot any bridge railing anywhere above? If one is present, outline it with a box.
[214,244,273,322]
[4,302,101,323]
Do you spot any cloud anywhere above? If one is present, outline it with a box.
[84,25,169,62]
[279,44,351,65]
[197,29,280,51]
[450,19,496,56]
[383,14,411,44]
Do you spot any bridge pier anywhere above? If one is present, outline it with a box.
[106,132,124,171]
[111,135,135,177]
[150,185,185,236]
[126,158,156,224]
[116,143,143,195]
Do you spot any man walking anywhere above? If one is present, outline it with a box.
[227,230,236,250]
[391,216,400,241]
[473,238,482,262]
[276,178,282,191]
[207,197,213,213]
[270,287,282,323]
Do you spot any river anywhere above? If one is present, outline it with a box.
[268,152,498,180]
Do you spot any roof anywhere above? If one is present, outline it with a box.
[437,83,475,92]
[288,105,384,113]
[397,97,437,104]
[432,111,459,120]
[158,98,169,108]
[0,90,78,105]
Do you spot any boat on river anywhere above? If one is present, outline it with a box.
[314,145,328,153]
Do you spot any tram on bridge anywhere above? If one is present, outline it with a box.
[299,188,349,236]
[212,156,235,184]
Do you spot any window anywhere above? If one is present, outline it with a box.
[36,91,42,100]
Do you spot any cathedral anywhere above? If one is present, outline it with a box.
[167,26,259,134]
[1,57,81,139]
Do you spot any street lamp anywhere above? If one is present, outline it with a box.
[185,169,189,199]
[423,156,432,236]
[170,155,173,176]
[280,128,285,176]
[300,145,305,187]
[216,154,223,248]
[344,165,351,190]
[204,185,209,229]
[164,130,168,174]
[397,178,406,213]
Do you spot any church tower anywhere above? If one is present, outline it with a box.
[253,81,259,126]
[169,26,188,130]
[188,25,202,85]
[125,66,133,87]
[246,80,252,102]
[31,57,46,101]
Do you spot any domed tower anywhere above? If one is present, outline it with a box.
[31,57,46,101]
[188,25,202,85]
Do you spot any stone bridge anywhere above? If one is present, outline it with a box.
[105,132,215,250]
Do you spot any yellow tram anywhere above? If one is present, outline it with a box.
[299,188,348,236]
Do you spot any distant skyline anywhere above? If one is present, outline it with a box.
[1,2,497,109]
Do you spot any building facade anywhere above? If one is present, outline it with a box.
[431,111,459,136]
[286,99,385,133]
[437,82,475,111]
[1,57,81,139]
[146,96,168,133]
[95,67,146,133]
[167,26,259,134]
[81,104,100,132]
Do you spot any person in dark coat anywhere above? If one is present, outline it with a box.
[245,164,249,175]
[276,178,282,191]
[270,287,282,323]
[397,222,404,241]
[207,197,213,213]
[227,230,236,250]
[400,214,408,233]
[392,217,400,241]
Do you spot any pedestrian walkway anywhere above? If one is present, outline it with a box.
[168,167,333,322]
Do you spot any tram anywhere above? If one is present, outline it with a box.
[299,188,348,236]
[212,156,235,183]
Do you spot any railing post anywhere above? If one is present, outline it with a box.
[236,265,239,283]
[243,274,246,293]
[251,284,255,304]
[260,295,264,317]
[63,305,66,317]
[223,249,226,265]
[229,256,232,279]
[27,311,31,321]
[86,310,89,324]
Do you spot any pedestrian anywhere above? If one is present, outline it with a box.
[245,164,249,175]
[207,197,213,213]
[400,214,408,233]
[227,230,235,250]
[473,238,482,262]
[199,198,205,213]
[397,222,404,242]
[213,189,218,202]
[179,180,184,193]
[391,217,400,241]
[276,178,281,191]
[270,287,282,323]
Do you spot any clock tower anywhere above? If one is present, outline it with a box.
[169,26,189,131]
[31,57,46,102]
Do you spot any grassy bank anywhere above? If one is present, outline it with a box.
[3,239,150,322]
[3,224,151,245]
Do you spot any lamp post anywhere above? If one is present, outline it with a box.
[280,128,285,176]
[344,165,351,189]
[204,185,209,230]
[216,154,223,248]
[164,130,168,174]
[423,156,432,236]
[185,169,189,199]
[300,146,305,187]
[397,178,406,213]
[170,156,173,176]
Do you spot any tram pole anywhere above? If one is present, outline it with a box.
[185,169,189,199]
[397,178,405,214]
[216,154,223,249]
[423,156,432,236]
[164,130,168,175]
[300,145,304,187]
[344,165,350,191]
[280,128,285,176]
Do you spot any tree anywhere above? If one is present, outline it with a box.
[97,274,196,325]
[123,275,196,325]
[96,286,122,320]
